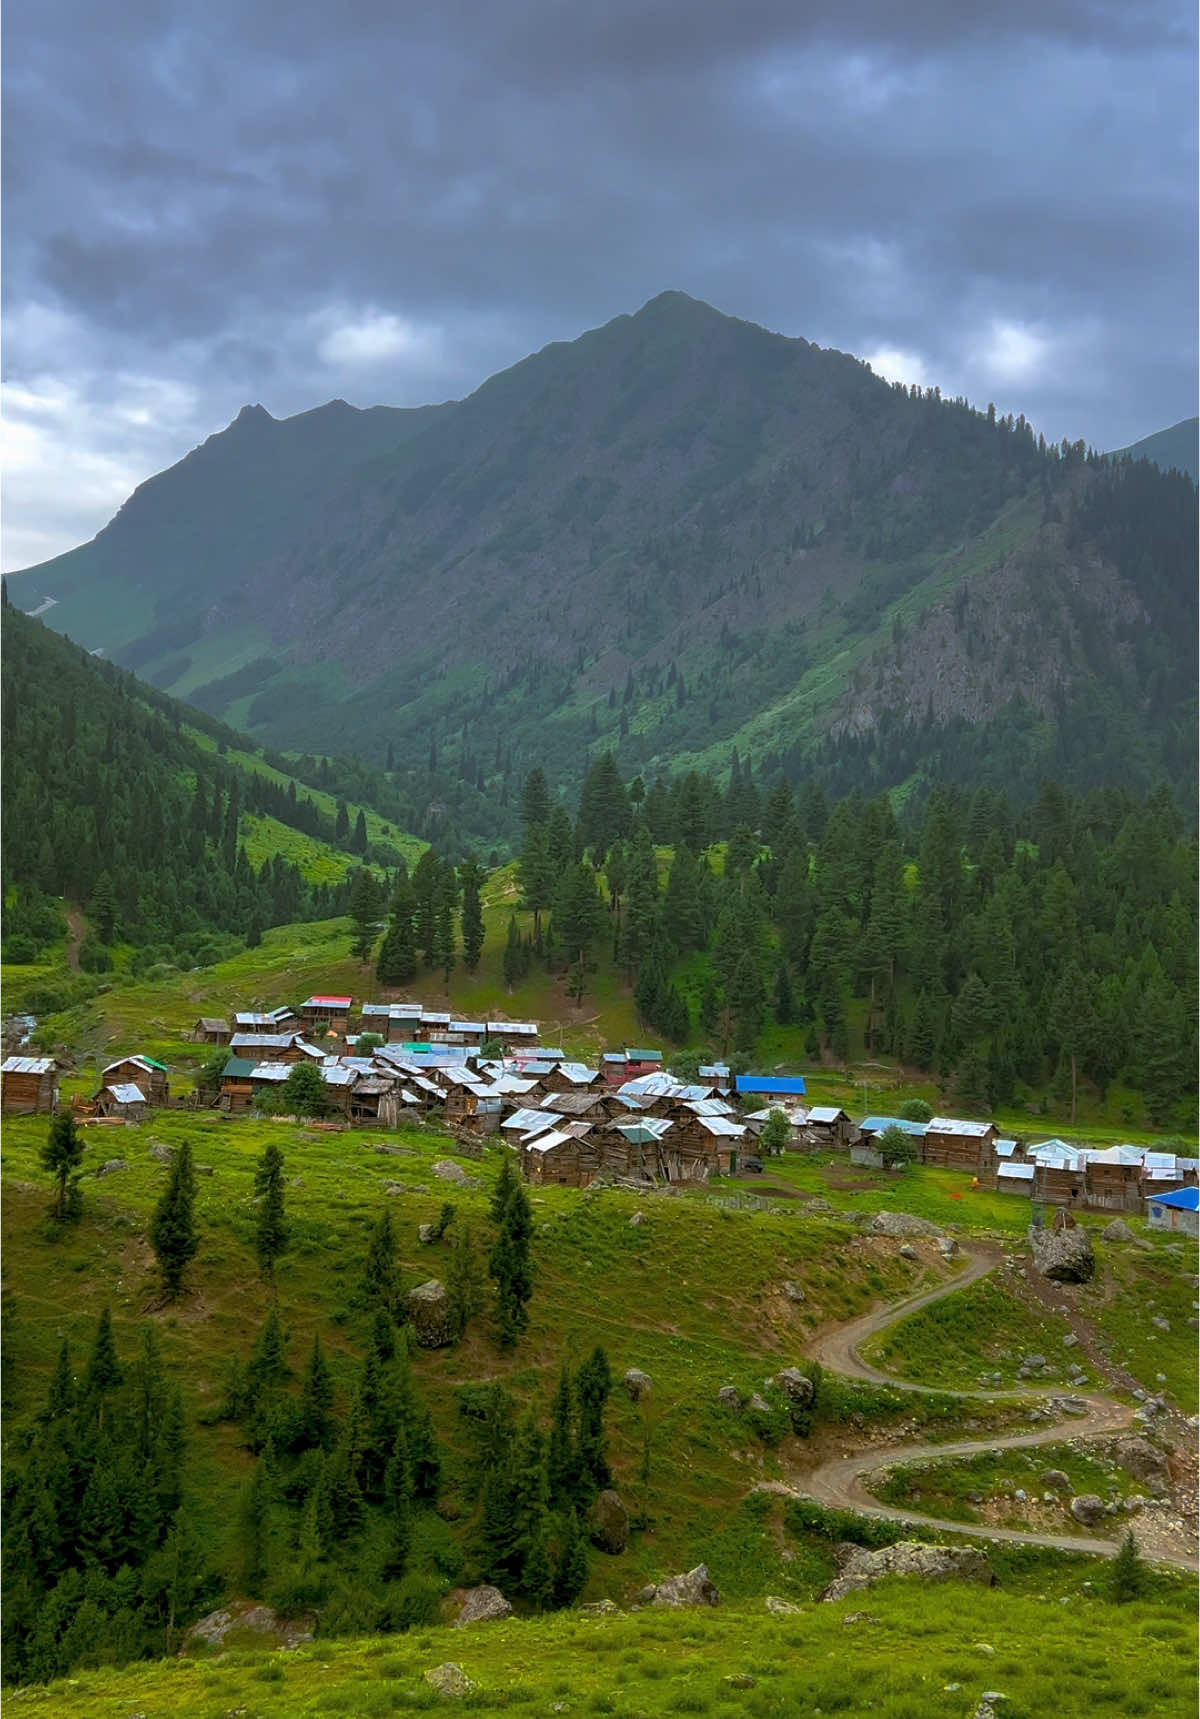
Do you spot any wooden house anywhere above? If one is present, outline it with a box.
[102,1055,169,1106]
[189,1017,231,1045]
[522,1128,598,1188]
[1084,1158,1145,1213]
[95,1082,149,1121]
[481,1019,540,1048]
[922,1116,998,1172]
[444,1085,502,1133]
[230,1033,304,1064]
[299,995,353,1035]
[219,1057,257,1114]
[804,1105,853,1147]
[597,1119,673,1180]
[698,1063,732,1091]
[601,1048,663,1086]
[660,1112,746,1180]
[542,1090,611,1126]
[234,1008,297,1032]
[1,1056,59,1115]
[1032,1160,1087,1209]
[734,1074,808,1106]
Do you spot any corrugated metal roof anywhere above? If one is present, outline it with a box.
[697,1115,746,1137]
[927,1116,994,1137]
[999,1162,1036,1180]
[860,1116,928,1136]
[808,1106,848,1124]
[557,1063,598,1085]
[321,1065,356,1087]
[612,1118,673,1143]
[501,1108,559,1137]
[231,1033,297,1050]
[525,1129,573,1154]
[302,995,353,1008]
[235,1012,277,1026]
[1149,1186,1199,1210]
[2,1056,55,1074]
[699,1064,731,1077]
[625,1049,662,1062]
[107,1083,146,1105]
[735,1075,808,1096]
[196,1017,230,1032]
[222,1057,257,1078]
[249,1063,292,1081]
[994,1139,1019,1156]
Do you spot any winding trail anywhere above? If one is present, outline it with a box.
[789,1242,1198,1572]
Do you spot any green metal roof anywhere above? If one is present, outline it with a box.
[222,1057,257,1078]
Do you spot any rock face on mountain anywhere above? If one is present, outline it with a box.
[821,1542,994,1601]
[18,294,1195,813]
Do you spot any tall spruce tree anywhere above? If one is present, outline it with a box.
[41,1111,85,1223]
[459,856,485,972]
[253,1141,289,1280]
[150,1141,198,1301]
[489,1173,533,1348]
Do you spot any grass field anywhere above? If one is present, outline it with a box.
[22,1576,1199,1718]
[861,1274,1076,1391]
[865,1439,1148,1532]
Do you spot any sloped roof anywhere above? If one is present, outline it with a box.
[808,1106,849,1124]
[926,1116,994,1137]
[1149,1186,1199,1210]
[221,1057,257,1078]
[735,1075,807,1096]
[525,1129,575,1154]
[860,1116,927,1136]
[501,1108,560,1137]
[302,995,353,1007]
[2,1056,55,1074]
[106,1083,146,1105]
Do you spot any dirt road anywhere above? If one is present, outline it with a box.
[794,1242,1198,1572]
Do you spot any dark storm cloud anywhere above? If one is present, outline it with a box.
[3,0,1195,568]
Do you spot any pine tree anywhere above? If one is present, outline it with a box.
[362,1208,401,1317]
[150,1141,198,1300]
[348,868,385,964]
[82,1308,123,1420]
[382,1428,413,1578]
[90,871,117,944]
[445,1223,486,1341]
[1110,1529,1145,1602]
[459,856,485,972]
[351,808,369,855]
[377,872,419,986]
[253,1141,288,1280]
[546,1363,577,1509]
[41,1111,85,1223]
[574,1346,612,1497]
[552,1507,589,1608]
[238,1458,272,1590]
[502,913,525,989]
[489,1175,533,1348]
[297,1334,336,1451]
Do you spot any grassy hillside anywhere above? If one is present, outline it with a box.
[26,1579,1200,1717]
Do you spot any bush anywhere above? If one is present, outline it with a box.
[898,1099,934,1122]
[2,935,37,964]
[379,1572,443,1632]
[878,1124,917,1168]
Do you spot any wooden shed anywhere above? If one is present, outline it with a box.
[299,995,353,1035]
[219,1057,258,1114]
[230,1033,303,1064]
[102,1055,170,1106]
[522,1128,598,1188]
[805,1105,854,1147]
[95,1082,149,1121]
[1,1056,59,1115]
[189,1017,231,1045]
[922,1116,998,1172]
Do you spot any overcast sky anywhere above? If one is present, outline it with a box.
[3,0,1196,571]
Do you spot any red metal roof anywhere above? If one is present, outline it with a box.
[303,995,353,1007]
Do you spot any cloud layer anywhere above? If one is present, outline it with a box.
[4,0,1195,569]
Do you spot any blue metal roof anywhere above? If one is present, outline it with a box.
[1148,1186,1199,1210]
[735,1075,807,1096]
[860,1115,928,1136]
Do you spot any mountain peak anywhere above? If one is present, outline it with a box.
[233,402,274,428]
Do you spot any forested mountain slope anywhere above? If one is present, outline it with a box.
[1109,416,1198,482]
[13,294,1197,818]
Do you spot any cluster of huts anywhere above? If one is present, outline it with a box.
[850,1114,1199,1216]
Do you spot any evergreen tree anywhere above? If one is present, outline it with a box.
[502,913,526,989]
[82,1307,124,1414]
[362,1208,401,1318]
[552,1507,589,1608]
[348,867,385,964]
[382,1429,413,1579]
[574,1346,612,1497]
[445,1223,486,1341]
[279,1060,328,1119]
[253,1141,288,1280]
[41,1111,85,1223]
[546,1363,577,1508]
[459,856,485,972]
[238,1458,272,1591]
[489,1175,533,1348]
[150,1141,198,1301]
[773,962,795,1025]
[297,1334,335,1452]
[90,871,117,944]
[1109,1529,1145,1602]
[377,873,418,987]
[351,808,369,855]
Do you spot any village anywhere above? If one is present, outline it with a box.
[3,995,1197,1233]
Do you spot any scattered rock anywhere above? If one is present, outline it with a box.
[424,1663,475,1696]
[373,1144,411,1156]
[642,1565,721,1608]
[628,1211,646,1226]
[973,1698,1008,1719]
[382,1182,405,1196]
[898,1244,919,1261]
[95,1159,128,1178]
[149,1144,175,1163]
[1151,1315,1171,1333]
[1022,1354,1047,1369]
[1114,1437,1170,1495]
[937,1237,959,1258]
[821,1543,994,1602]
[870,1211,943,1238]
[717,1386,743,1409]
[432,1159,470,1184]
[765,1596,802,1614]
[1102,1218,1136,1243]
[453,1586,511,1627]
[1029,1223,1095,1283]
[184,1601,315,1651]
[578,1600,620,1616]
[1123,1496,1146,1515]
[724,1673,756,1689]
[406,1279,453,1348]
[624,1368,653,1402]
[1062,1333,1079,1348]
[587,1490,630,1555]
[1069,1494,1107,1526]
[781,1280,807,1303]
[747,1392,772,1414]
[1041,1470,1071,1493]
[842,1611,882,1626]
[974,1642,995,1656]
[776,1367,816,1410]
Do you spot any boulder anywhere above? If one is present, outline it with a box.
[454,1585,512,1627]
[1062,1333,1079,1348]
[383,1182,405,1196]
[149,1143,175,1163]
[764,1595,802,1615]
[1041,1470,1071,1493]
[424,1664,476,1696]
[629,1211,647,1226]
[432,1159,469,1183]
[1069,1494,1107,1526]
[406,1279,454,1348]
[781,1281,807,1304]
[937,1237,959,1258]
[624,1368,653,1402]
[717,1385,743,1409]
[870,1211,943,1238]
[578,1599,620,1616]
[418,1221,437,1239]
[747,1392,771,1414]
[96,1159,128,1178]
[645,1565,721,1608]
[184,1601,315,1651]
[587,1490,630,1555]
[1102,1218,1136,1244]
[1151,1315,1171,1333]
[821,1542,994,1602]
[1028,1223,1095,1283]
[1114,1437,1170,1495]
[898,1244,919,1261]
[776,1367,816,1408]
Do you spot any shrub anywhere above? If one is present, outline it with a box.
[898,1099,934,1122]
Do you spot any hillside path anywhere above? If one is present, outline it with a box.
[792,1242,1199,1573]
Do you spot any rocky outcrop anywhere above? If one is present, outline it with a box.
[587,1490,630,1554]
[406,1279,453,1348]
[184,1601,315,1650]
[1114,1437,1170,1495]
[425,1663,476,1695]
[639,1565,722,1608]
[776,1368,816,1410]
[870,1212,943,1238]
[1029,1222,1095,1283]
[623,1368,653,1401]
[453,1585,512,1627]
[432,1160,475,1185]
[765,1595,803,1614]
[1069,1494,1107,1525]
[821,1542,994,1601]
